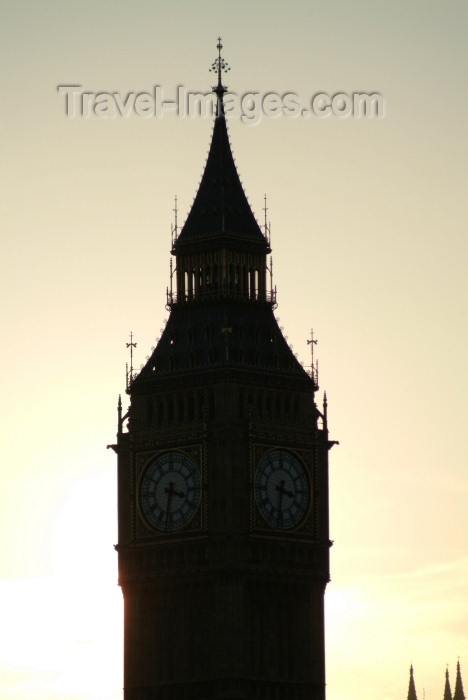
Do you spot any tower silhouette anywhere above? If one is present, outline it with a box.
[113,40,334,700]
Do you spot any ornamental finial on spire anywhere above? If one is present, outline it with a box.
[210,37,230,114]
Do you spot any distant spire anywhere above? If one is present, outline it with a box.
[444,666,453,700]
[210,36,230,116]
[454,660,466,700]
[407,665,418,700]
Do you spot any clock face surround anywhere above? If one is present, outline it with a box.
[138,451,201,533]
[255,449,310,530]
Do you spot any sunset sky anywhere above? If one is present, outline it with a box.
[1,1,467,699]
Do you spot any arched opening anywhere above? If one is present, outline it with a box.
[146,399,153,428]
[238,390,244,418]
[242,266,248,296]
[167,395,174,423]
[249,268,256,299]
[187,393,194,421]
[178,394,184,422]
[198,392,205,420]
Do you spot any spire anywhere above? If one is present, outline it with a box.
[407,665,418,700]
[175,39,268,250]
[454,660,466,700]
[210,36,230,116]
[444,666,453,700]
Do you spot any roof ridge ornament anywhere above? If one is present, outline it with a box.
[210,36,231,116]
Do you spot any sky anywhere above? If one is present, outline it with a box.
[1,1,467,698]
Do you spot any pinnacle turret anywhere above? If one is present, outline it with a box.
[407,665,418,700]
[444,667,453,700]
[454,660,466,700]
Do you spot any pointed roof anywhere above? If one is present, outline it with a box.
[454,660,466,700]
[175,113,268,248]
[444,667,453,700]
[132,301,312,390]
[175,41,268,250]
[407,665,418,700]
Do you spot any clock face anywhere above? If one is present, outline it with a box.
[255,449,309,530]
[138,451,201,533]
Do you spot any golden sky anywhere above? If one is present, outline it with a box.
[1,1,467,699]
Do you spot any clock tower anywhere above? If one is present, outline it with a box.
[113,40,334,700]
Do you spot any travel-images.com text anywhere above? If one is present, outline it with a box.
[58,85,384,123]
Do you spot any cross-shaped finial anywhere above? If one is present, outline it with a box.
[307,329,319,388]
[210,36,230,106]
[307,328,318,362]
[126,332,137,389]
[126,331,137,352]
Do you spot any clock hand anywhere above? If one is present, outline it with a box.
[275,479,294,504]
[275,479,285,526]
[165,481,187,523]
[275,479,294,524]
[165,484,174,524]
[276,479,285,511]
[165,481,186,500]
